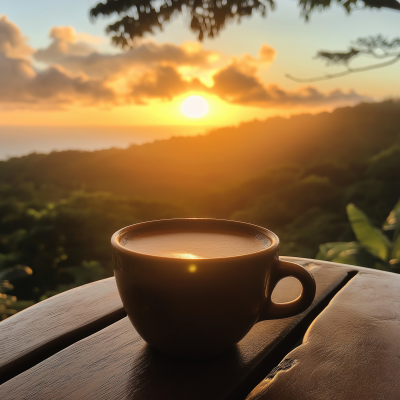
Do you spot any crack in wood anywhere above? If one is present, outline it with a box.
[266,358,298,380]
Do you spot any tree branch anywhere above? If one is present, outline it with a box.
[364,0,400,12]
[91,0,400,47]
[286,54,400,82]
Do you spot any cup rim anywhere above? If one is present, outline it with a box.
[111,218,279,261]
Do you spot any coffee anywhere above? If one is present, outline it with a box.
[121,229,269,259]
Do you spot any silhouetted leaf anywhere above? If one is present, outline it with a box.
[90,0,400,46]
[90,0,274,47]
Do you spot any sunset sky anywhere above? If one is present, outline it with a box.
[1,0,399,130]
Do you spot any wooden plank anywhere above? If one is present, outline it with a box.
[0,262,354,400]
[0,277,125,384]
[247,269,400,400]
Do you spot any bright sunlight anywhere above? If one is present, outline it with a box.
[181,95,209,118]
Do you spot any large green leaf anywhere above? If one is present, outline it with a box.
[346,203,391,261]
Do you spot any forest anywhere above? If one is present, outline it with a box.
[1,100,400,319]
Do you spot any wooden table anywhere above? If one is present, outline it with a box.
[1,257,400,400]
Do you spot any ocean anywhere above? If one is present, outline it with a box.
[0,125,212,160]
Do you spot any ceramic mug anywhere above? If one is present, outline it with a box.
[111,219,316,359]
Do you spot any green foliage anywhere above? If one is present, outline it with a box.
[0,266,33,320]
[1,101,399,203]
[40,260,104,301]
[0,280,17,320]
[368,145,400,181]
[0,187,180,318]
[384,199,400,263]
[1,101,400,320]
[346,203,391,261]
[317,201,400,272]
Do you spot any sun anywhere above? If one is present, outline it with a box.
[181,95,209,118]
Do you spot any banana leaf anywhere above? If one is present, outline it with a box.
[347,203,391,261]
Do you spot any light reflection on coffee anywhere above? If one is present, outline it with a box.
[169,252,201,259]
[121,230,269,259]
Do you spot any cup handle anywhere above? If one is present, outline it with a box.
[259,260,316,321]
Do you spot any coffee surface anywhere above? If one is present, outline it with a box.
[121,230,269,259]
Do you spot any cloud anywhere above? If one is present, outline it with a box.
[26,66,115,105]
[128,58,368,108]
[258,44,276,64]
[0,18,115,108]
[211,62,371,108]
[129,66,206,103]
[0,54,115,107]
[0,17,372,110]
[34,26,96,63]
[35,31,219,78]
[0,15,33,58]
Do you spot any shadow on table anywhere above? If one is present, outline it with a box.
[126,344,246,400]
[125,277,312,399]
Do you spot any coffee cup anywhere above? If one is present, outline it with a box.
[111,218,316,359]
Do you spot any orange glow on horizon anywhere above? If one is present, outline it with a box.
[0,92,345,128]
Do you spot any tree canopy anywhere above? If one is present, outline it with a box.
[90,0,400,79]
[90,0,400,47]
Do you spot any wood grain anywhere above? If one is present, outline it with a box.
[0,262,353,400]
[247,269,400,400]
[0,277,125,384]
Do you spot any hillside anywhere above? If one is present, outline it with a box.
[1,100,400,315]
[1,101,399,202]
